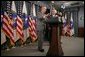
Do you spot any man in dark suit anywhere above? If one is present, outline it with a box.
[36,5,47,52]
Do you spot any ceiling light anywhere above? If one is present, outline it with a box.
[64,2,71,6]
[51,1,54,3]
[82,1,84,4]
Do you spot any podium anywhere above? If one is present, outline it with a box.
[45,17,64,56]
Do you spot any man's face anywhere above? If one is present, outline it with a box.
[52,8,57,15]
[41,6,47,13]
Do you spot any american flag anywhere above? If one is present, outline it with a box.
[11,1,19,42]
[11,1,17,28]
[29,16,37,42]
[70,13,74,36]
[62,13,74,37]
[66,13,74,36]
[22,1,29,42]
[62,14,67,36]
[2,1,15,46]
[28,3,37,42]
[16,1,24,43]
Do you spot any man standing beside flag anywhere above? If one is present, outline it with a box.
[36,5,47,52]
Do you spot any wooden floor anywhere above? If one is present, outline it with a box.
[1,36,84,56]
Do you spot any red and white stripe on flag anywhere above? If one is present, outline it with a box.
[16,15,24,41]
[2,12,15,45]
[29,17,37,42]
